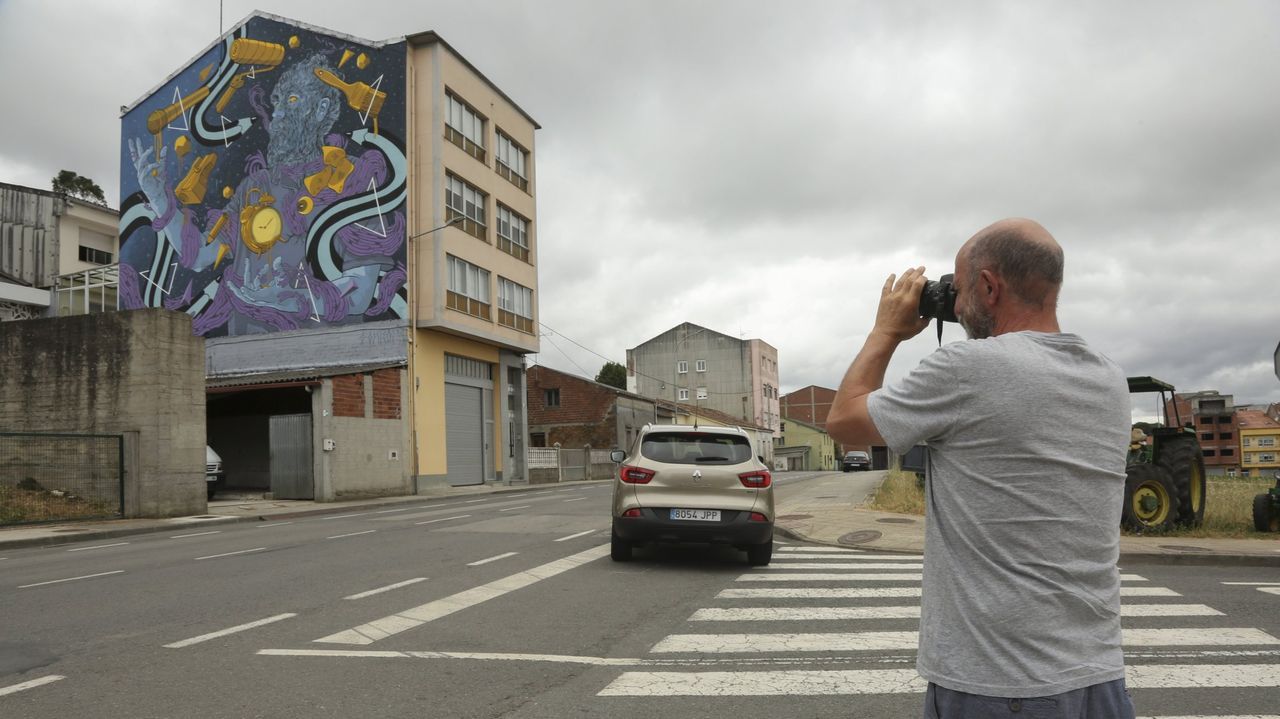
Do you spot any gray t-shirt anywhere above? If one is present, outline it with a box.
[867,331,1130,697]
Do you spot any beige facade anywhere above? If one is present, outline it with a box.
[405,33,540,486]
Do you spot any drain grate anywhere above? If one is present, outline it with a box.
[839,530,883,545]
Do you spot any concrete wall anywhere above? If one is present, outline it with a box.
[317,369,412,500]
[0,309,206,517]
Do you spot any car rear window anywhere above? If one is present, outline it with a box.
[640,433,753,465]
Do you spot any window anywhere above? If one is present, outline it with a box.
[1203,449,1216,457]
[1219,432,1233,441]
[677,361,688,374]
[496,205,530,262]
[1244,437,1253,447]
[1260,437,1277,447]
[445,91,486,162]
[696,387,708,400]
[544,388,560,407]
[1221,448,1235,457]
[495,129,529,191]
[1262,453,1277,463]
[1199,417,1213,426]
[446,173,487,240]
[1217,416,1232,424]
[1200,433,1214,441]
[497,277,534,333]
[678,388,689,401]
[446,255,490,320]
[530,432,546,447]
[79,246,113,264]
[1228,468,1237,478]
[695,359,706,372]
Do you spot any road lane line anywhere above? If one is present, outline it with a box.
[415,514,470,525]
[462,499,489,504]
[255,522,293,528]
[1122,628,1280,646]
[327,530,377,540]
[554,530,598,542]
[314,544,610,645]
[19,570,124,589]
[374,507,417,514]
[778,546,868,553]
[468,552,518,566]
[563,497,587,503]
[170,531,222,539]
[1222,581,1280,585]
[1120,604,1223,617]
[0,675,65,697]
[164,613,297,648]
[692,606,921,621]
[498,505,530,512]
[344,578,428,600]
[737,573,922,582]
[1122,587,1180,596]
[317,513,371,520]
[258,649,652,665]
[772,554,920,560]
[719,588,923,599]
[66,542,129,552]
[765,563,922,570]
[195,547,266,561]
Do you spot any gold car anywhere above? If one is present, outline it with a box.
[609,424,774,565]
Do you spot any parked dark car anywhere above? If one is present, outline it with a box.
[841,450,871,472]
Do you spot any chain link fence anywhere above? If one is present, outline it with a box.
[0,432,124,525]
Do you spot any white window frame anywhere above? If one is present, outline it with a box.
[447,255,490,303]
[1260,437,1276,447]
[696,387,708,400]
[695,359,706,372]
[496,205,530,255]
[498,277,533,318]
[495,130,527,179]
[446,174,487,227]
[446,92,485,149]
[1261,452,1277,463]
[1244,437,1253,447]
[678,388,689,401]
[677,361,688,374]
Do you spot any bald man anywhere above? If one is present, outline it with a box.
[828,219,1135,718]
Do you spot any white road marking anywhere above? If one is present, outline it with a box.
[260,648,649,665]
[563,497,587,503]
[415,515,471,525]
[195,547,266,560]
[1120,604,1223,617]
[374,507,417,514]
[651,628,1280,654]
[1262,588,1280,596]
[19,570,124,588]
[0,675,65,697]
[764,563,922,570]
[554,530,598,542]
[66,542,129,552]
[1222,582,1280,585]
[597,664,1280,696]
[773,554,920,560]
[691,606,921,621]
[498,505,530,512]
[1123,587,1181,597]
[314,544,611,645]
[737,573,923,582]
[778,546,871,553]
[255,522,293,528]
[170,531,221,539]
[1120,574,1148,582]
[719,587,923,599]
[318,513,371,520]
[468,552,518,566]
[344,578,427,600]
[462,499,489,504]
[327,530,377,540]
[164,613,297,648]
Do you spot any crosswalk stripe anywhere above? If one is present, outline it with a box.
[597,664,1280,696]
[764,563,923,570]
[776,552,922,560]
[738,573,922,582]
[1120,604,1223,617]
[1122,628,1280,646]
[719,588,923,599]
[777,547,877,553]
[691,606,921,621]
[1123,587,1181,597]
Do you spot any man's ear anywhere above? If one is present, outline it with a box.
[979,268,1000,308]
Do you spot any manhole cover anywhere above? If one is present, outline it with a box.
[876,517,916,524]
[1158,545,1209,553]
[778,514,812,521]
[839,530,883,545]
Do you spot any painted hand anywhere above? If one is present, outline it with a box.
[128,137,169,216]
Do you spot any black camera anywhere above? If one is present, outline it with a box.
[918,273,958,323]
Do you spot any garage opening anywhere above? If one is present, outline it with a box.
[207,384,315,499]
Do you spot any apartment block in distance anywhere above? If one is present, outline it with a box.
[1238,409,1280,479]
[116,12,538,498]
[626,322,780,437]
[1167,390,1237,476]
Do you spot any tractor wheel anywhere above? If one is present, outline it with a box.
[1157,435,1206,527]
[1122,464,1180,531]
[1254,494,1279,533]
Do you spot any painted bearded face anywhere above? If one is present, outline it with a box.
[267,59,339,167]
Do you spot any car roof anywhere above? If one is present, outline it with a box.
[640,423,748,436]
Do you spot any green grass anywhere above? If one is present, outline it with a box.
[864,470,1279,539]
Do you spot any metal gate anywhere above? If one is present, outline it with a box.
[269,414,313,499]
[0,432,123,525]
[446,383,485,486]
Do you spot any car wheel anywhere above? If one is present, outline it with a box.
[207,484,216,501]
[610,530,632,561]
[746,539,773,566]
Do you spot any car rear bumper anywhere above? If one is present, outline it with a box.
[613,508,773,546]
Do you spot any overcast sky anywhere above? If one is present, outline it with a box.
[3,0,1278,416]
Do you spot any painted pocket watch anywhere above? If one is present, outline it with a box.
[239,188,285,255]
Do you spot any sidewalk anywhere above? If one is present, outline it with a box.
[3,473,1279,565]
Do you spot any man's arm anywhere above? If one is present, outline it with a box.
[827,267,932,446]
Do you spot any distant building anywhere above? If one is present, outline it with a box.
[1166,390,1237,476]
[0,181,118,321]
[1237,409,1280,479]
[526,364,656,452]
[625,322,779,436]
[775,416,837,472]
[779,384,889,469]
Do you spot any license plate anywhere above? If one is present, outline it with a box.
[670,508,720,522]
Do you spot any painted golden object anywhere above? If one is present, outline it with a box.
[147,86,211,135]
[288,36,300,49]
[339,49,355,68]
[216,66,277,113]
[174,136,192,157]
[313,68,385,120]
[175,154,217,205]
[222,186,234,199]
[304,146,355,196]
[239,189,285,255]
[206,214,229,244]
[356,53,369,70]
[296,196,315,215]
[230,38,285,67]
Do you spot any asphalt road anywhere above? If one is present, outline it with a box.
[1,474,1278,718]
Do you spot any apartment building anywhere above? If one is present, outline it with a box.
[1238,409,1280,479]
[115,12,538,498]
[1166,390,1237,476]
[625,322,780,436]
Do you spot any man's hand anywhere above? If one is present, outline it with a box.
[872,267,932,343]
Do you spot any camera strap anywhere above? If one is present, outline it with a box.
[935,319,944,346]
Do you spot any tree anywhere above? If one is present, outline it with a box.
[595,361,626,389]
[51,170,106,205]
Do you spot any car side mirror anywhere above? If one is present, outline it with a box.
[610,450,625,463]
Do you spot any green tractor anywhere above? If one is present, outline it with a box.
[1122,377,1207,531]
[1254,473,1280,532]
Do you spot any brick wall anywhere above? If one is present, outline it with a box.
[780,386,837,428]
[332,374,364,418]
[527,366,615,425]
[372,368,401,420]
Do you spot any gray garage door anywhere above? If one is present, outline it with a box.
[269,414,313,499]
[446,382,485,486]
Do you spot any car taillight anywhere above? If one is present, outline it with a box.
[622,508,642,518]
[749,512,769,522]
[620,465,655,484]
[738,470,772,488]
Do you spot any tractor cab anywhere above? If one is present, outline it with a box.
[1122,376,1207,531]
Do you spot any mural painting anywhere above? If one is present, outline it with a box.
[118,16,407,336]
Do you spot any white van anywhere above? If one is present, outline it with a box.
[205,445,224,500]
